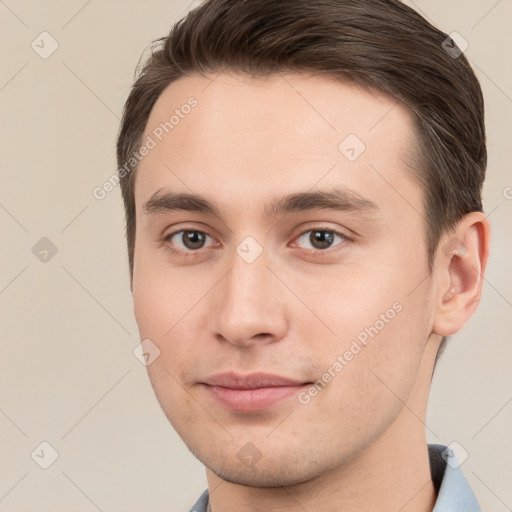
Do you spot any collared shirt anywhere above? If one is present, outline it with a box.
[189,444,482,511]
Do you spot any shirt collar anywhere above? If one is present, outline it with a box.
[429,444,482,512]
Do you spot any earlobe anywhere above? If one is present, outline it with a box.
[433,212,490,337]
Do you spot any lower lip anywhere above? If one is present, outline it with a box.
[204,384,307,412]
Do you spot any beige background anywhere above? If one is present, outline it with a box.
[0,0,511,510]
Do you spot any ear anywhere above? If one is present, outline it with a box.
[433,212,491,337]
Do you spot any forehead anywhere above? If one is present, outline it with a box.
[136,72,420,220]
[142,72,412,155]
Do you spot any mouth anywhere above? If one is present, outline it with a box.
[201,372,312,412]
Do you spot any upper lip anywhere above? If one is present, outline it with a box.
[203,372,308,389]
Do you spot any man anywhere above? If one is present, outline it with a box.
[116,0,490,510]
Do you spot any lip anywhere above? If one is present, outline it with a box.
[202,372,310,412]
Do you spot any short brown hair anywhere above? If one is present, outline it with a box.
[117,0,486,280]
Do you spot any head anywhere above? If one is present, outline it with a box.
[117,0,489,488]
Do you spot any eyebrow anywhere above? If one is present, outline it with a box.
[143,186,378,219]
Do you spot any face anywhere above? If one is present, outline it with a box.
[132,73,438,486]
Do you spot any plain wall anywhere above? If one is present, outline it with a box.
[0,0,511,510]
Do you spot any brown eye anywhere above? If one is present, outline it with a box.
[166,230,212,252]
[182,231,207,250]
[296,229,346,251]
[310,230,334,249]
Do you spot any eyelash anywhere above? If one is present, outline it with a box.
[162,226,351,258]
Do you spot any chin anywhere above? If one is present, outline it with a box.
[209,462,320,488]
[194,442,341,489]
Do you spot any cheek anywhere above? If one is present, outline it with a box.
[133,269,199,424]
[297,257,428,343]
[132,263,212,390]
[298,255,431,397]
[132,255,207,340]
[133,272,183,397]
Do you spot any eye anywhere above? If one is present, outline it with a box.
[294,228,348,251]
[165,229,215,254]
[163,227,349,257]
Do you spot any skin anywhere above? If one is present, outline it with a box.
[132,73,490,511]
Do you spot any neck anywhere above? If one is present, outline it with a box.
[206,341,439,512]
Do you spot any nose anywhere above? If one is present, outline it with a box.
[209,249,288,348]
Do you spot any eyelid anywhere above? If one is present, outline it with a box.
[163,222,215,241]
